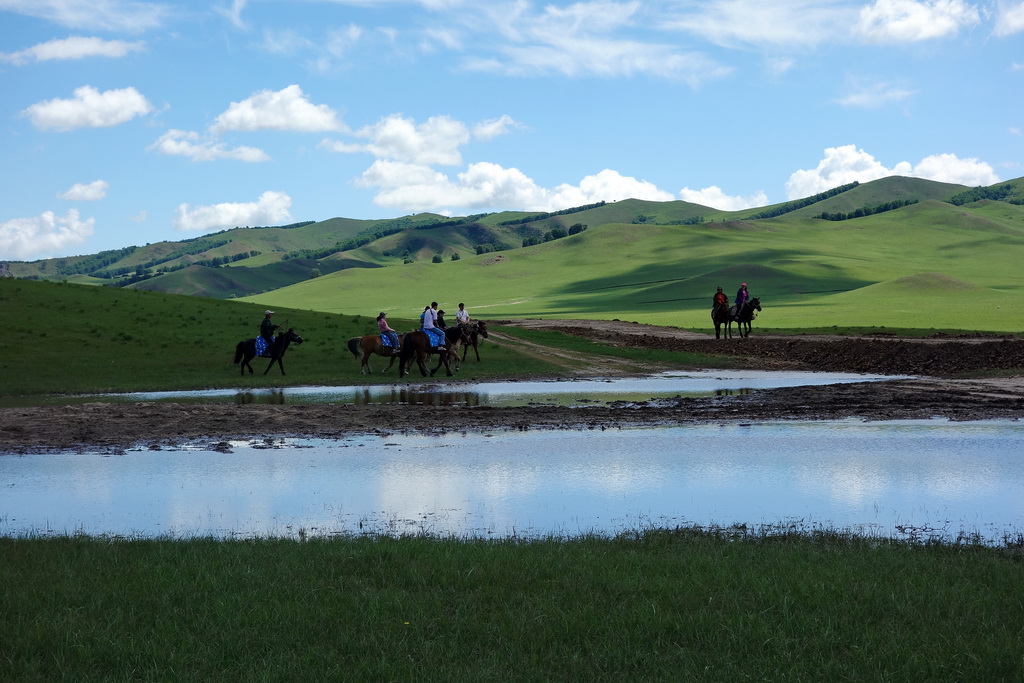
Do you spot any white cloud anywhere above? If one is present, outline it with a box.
[548,169,675,208]
[835,79,916,107]
[150,129,270,162]
[661,0,856,49]
[358,160,674,213]
[461,1,731,85]
[679,185,769,211]
[59,180,109,201]
[993,1,1024,36]
[911,153,1000,185]
[173,191,293,232]
[474,115,519,141]
[0,0,170,33]
[323,113,520,166]
[0,209,94,259]
[209,85,345,134]
[786,145,998,199]
[857,0,981,43]
[21,85,153,131]
[0,36,144,65]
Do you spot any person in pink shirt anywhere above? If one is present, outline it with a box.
[377,312,400,352]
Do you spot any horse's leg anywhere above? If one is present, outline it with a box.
[416,350,429,377]
[429,350,444,377]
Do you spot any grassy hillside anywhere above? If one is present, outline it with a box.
[243,193,1024,332]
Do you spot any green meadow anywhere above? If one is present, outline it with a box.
[245,198,1024,332]
[0,278,716,398]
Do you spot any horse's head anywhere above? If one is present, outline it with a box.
[285,328,304,344]
[476,320,489,338]
[749,298,761,311]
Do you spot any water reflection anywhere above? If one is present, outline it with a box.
[104,370,896,408]
[2,420,1020,544]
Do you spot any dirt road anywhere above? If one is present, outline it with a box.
[1,320,1021,453]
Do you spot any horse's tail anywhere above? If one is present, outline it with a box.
[234,341,245,365]
[347,336,362,359]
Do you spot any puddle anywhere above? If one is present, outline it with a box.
[3,419,1020,544]
[78,370,902,408]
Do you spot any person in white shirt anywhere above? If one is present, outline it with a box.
[455,302,470,325]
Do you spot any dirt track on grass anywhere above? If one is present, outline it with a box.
[1,319,1022,453]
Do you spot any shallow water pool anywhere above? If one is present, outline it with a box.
[3,419,1020,543]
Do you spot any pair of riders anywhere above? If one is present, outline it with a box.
[378,301,472,353]
[713,283,750,319]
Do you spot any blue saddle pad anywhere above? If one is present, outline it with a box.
[255,336,273,357]
[424,328,445,348]
[381,334,396,348]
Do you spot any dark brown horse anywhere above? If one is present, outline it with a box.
[712,305,732,339]
[728,297,761,338]
[459,320,489,362]
[398,327,462,378]
[347,334,401,374]
[234,328,303,375]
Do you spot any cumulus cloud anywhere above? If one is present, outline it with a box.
[0,0,169,33]
[149,129,270,162]
[857,0,981,42]
[0,36,144,64]
[679,185,770,211]
[0,209,94,259]
[21,85,153,131]
[358,160,674,213]
[993,0,1024,36]
[322,113,522,166]
[173,191,293,232]
[59,180,109,201]
[209,85,344,134]
[786,145,999,199]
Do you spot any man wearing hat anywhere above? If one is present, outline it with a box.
[260,310,279,351]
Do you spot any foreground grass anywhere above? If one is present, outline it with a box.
[3,530,1022,680]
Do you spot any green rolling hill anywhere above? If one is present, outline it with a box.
[4,176,1023,331]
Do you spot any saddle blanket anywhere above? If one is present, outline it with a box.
[423,327,446,348]
[380,333,397,349]
[255,336,274,357]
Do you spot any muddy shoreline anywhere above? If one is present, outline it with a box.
[2,320,1022,453]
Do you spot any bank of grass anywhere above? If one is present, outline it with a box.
[3,529,1022,680]
[0,279,577,398]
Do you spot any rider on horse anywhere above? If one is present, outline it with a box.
[734,283,749,318]
[713,287,728,316]
[258,310,280,357]
[377,312,400,352]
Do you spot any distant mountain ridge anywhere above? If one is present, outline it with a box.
[3,175,1022,300]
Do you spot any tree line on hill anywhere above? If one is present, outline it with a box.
[815,199,918,221]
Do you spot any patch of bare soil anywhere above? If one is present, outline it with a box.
[1,320,1021,453]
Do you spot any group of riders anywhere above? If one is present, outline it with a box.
[257,284,753,359]
[259,302,471,358]
[377,301,469,353]
[713,282,753,320]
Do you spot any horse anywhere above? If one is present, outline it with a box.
[398,328,459,378]
[459,320,490,362]
[347,333,401,374]
[234,328,303,375]
[712,305,732,339]
[728,297,761,338]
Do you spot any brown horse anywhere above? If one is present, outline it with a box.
[399,328,458,378]
[459,320,489,362]
[347,334,401,374]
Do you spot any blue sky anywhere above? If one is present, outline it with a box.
[1,0,1021,261]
